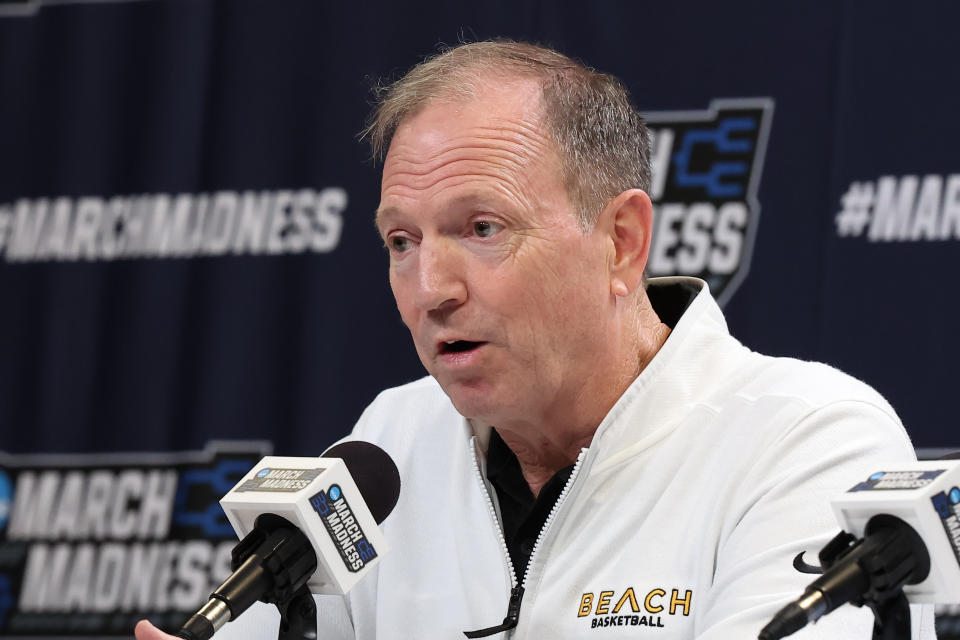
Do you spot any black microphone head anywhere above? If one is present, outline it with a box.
[322,441,401,525]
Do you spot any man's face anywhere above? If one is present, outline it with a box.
[376,79,616,426]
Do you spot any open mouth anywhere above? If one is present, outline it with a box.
[440,340,485,354]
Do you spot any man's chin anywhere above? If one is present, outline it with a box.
[435,378,503,421]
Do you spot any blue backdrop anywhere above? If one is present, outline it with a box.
[2,0,957,456]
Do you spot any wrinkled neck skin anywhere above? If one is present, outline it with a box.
[495,290,670,498]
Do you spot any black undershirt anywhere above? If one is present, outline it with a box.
[483,281,697,579]
[485,428,574,580]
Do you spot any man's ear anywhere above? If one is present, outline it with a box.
[601,189,653,297]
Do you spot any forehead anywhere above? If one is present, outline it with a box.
[377,78,566,223]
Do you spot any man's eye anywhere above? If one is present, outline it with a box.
[388,236,411,252]
[473,221,503,238]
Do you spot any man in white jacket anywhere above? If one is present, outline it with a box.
[137,41,936,639]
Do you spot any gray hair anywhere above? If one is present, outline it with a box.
[364,40,651,229]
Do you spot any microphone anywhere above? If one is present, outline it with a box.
[759,459,960,639]
[177,441,401,640]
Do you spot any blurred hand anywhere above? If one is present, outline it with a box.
[134,620,179,640]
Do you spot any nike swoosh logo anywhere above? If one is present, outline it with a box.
[793,551,824,574]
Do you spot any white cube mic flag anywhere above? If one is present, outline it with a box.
[759,459,960,640]
[178,441,401,640]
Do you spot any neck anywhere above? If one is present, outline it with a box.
[494,293,671,497]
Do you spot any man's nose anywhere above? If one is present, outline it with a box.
[414,241,467,312]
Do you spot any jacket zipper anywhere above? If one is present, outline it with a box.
[463,442,586,638]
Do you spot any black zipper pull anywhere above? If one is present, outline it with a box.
[463,585,525,638]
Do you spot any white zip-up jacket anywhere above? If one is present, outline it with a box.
[221,278,936,639]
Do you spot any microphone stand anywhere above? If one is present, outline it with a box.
[224,514,318,640]
[276,584,318,640]
[816,522,918,640]
[865,592,910,640]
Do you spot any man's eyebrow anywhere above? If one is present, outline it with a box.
[375,193,506,231]
[373,206,398,231]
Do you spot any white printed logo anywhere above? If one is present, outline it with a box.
[835,174,960,242]
[0,188,347,263]
[644,98,774,306]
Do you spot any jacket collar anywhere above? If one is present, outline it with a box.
[588,276,746,470]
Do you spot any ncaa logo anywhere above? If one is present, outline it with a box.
[256,468,271,478]
[644,98,774,306]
